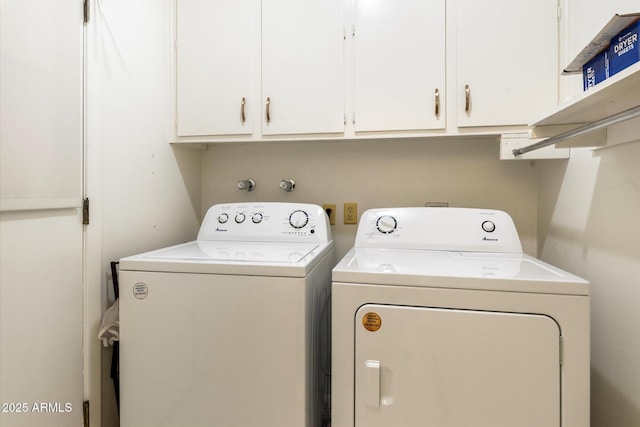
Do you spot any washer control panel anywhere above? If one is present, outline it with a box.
[356,207,522,253]
[198,202,332,243]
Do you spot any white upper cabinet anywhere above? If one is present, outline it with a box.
[173,0,561,142]
[176,0,253,137]
[261,0,344,135]
[353,0,446,132]
[455,0,559,127]
[176,0,343,139]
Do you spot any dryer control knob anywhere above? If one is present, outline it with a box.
[252,213,263,224]
[482,220,496,233]
[218,213,229,224]
[235,213,246,223]
[376,215,398,234]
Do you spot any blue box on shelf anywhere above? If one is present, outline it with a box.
[582,51,609,91]
[608,20,640,76]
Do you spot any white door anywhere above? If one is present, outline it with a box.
[355,304,561,427]
[176,0,253,137]
[353,0,445,132]
[262,0,344,135]
[455,0,558,127]
[0,1,84,426]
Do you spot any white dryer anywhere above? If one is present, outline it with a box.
[332,208,589,427]
[119,202,333,427]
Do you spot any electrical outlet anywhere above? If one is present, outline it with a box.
[344,203,358,224]
[322,203,336,225]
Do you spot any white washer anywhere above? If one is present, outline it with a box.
[332,208,590,427]
[119,202,333,427]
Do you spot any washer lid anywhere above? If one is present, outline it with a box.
[332,248,589,295]
[120,240,333,277]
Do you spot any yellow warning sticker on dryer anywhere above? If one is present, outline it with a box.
[362,312,382,332]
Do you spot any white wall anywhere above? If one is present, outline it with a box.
[538,135,640,427]
[86,1,201,425]
[541,1,640,425]
[201,138,539,260]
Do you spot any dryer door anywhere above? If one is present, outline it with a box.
[355,304,561,427]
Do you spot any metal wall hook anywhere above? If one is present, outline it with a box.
[237,179,256,191]
[279,179,295,192]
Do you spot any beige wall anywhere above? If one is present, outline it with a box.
[538,137,640,427]
[202,137,539,260]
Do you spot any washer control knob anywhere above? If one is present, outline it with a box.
[289,210,309,229]
[235,213,246,223]
[482,220,496,233]
[376,215,398,234]
[252,213,263,224]
[217,213,229,224]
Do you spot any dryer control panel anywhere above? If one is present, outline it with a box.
[355,207,522,253]
[198,202,332,243]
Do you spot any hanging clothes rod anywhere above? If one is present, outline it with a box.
[512,104,640,156]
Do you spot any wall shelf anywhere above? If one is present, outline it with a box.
[503,62,640,158]
[532,62,640,128]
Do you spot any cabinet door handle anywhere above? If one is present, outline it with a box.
[465,84,470,114]
[435,88,440,117]
[266,97,271,124]
[241,97,246,124]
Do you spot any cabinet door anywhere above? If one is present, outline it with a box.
[262,0,344,135]
[456,0,558,127]
[176,0,253,136]
[354,0,445,132]
[355,304,561,427]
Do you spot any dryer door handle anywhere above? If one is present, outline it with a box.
[365,360,381,408]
